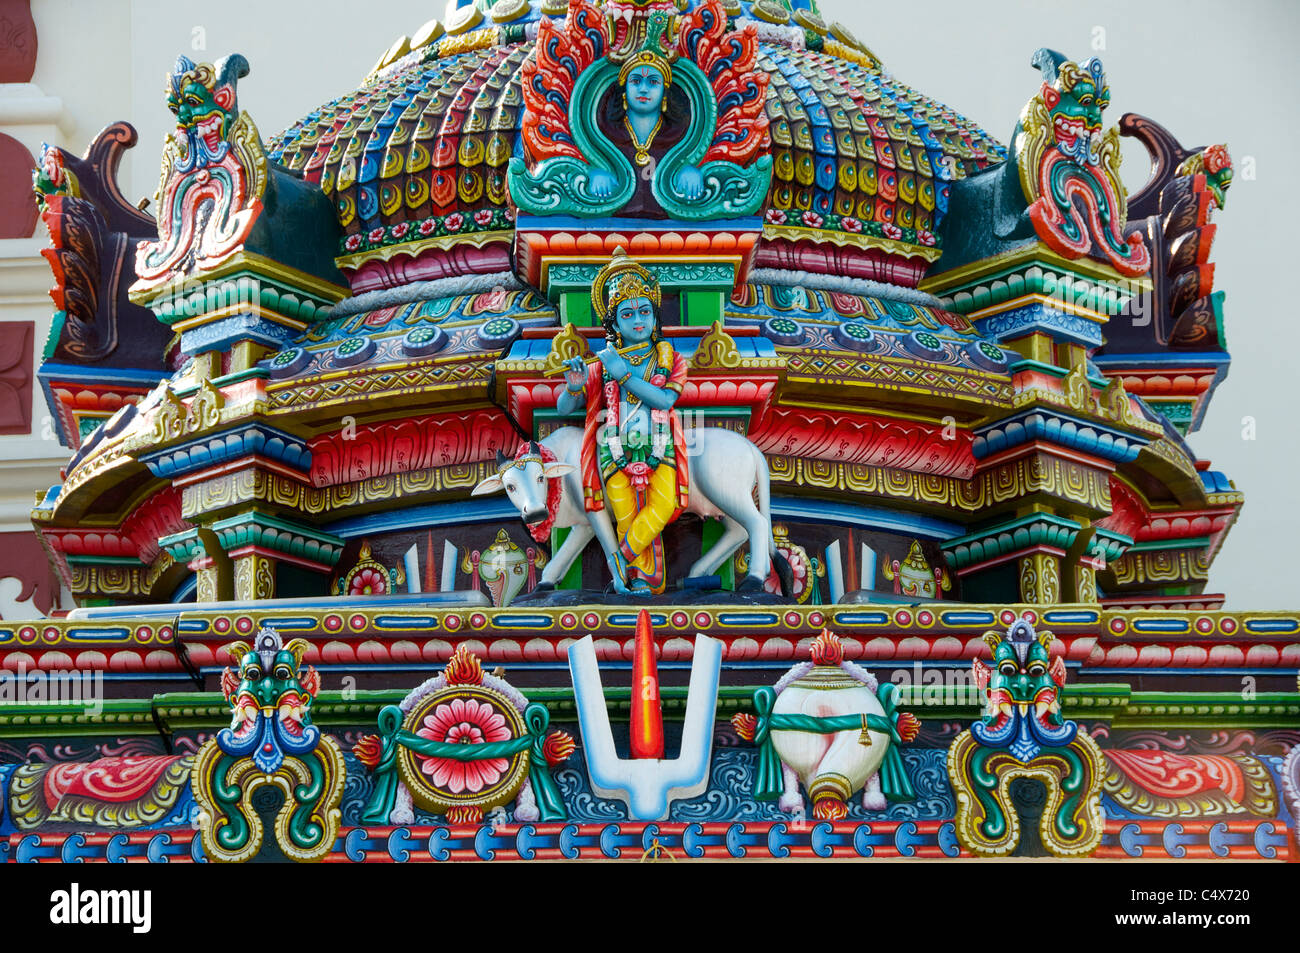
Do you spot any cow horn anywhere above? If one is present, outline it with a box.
[529,440,541,456]
[495,449,510,470]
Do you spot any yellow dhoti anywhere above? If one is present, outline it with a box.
[604,463,679,586]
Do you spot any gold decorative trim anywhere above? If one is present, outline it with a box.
[445,3,483,35]
[692,321,741,370]
[334,229,513,270]
[762,224,943,261]
[379,35,411,70]
[490,0,530,23]
[437,27,498,57]
[542,323,591,377]
[132,249,350,306]
[750,0,791,24]
[793,9,828,35]
[410,19,445,51]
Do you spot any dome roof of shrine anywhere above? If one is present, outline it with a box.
[267,0,1005,268]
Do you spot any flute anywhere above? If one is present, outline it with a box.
[542,342,652,376]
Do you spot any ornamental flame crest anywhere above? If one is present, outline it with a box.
[1014,48,1150,277]
[508,0,771,219]
[133,53,268,292]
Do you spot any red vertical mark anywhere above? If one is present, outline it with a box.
[845,529,857,592]
[630,608,664,759]
[425,531,435,592]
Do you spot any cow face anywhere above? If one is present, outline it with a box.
[471,442,574,525]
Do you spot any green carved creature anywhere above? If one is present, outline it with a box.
[165,54,248,171]
[971,618,1073,761]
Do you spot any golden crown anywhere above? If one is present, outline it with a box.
[617,50,673,88]
[591,247,661,320]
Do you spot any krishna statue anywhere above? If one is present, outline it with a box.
[557,250,688,595]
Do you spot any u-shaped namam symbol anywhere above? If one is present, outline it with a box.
[567,634,722,821]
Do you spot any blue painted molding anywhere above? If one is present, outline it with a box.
[770,497,964,538]
[974,303,1103,348]
[139,423,311,478]
[323,497,521,538]
[973,407,1149,463]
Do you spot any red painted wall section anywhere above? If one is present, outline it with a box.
[0,531,57,617]
[0,133,36,238]
[0,320,33,433]
[0,0,36,83]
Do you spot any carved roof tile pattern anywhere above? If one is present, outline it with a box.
[762,48,1002,229]
[268,34,1004,244]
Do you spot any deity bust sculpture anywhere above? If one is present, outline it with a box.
[508,0,770,219]
[620,51,668,167]
[588,45,704,202]
[556,248,690,594]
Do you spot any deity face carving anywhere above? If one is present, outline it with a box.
[165,55,245,169]
[624,64,667,119]
[1044,59,1109,166]
[218,628,321,774]
[614,295,656,345]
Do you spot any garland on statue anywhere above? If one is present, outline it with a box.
[601,349,674,473]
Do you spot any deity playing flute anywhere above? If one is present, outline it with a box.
[556,248,689,595]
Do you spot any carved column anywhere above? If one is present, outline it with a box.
[1018,552,1061,605]
[232,550,275,601]
[211,510,343,602]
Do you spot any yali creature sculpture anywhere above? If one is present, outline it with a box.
[947,619,1105,857]
[1013,48,1150,276]
[191,626,345,862]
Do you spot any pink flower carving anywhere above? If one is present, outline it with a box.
[801,210,824,228]
[763,549,808,596]
[418,218,438,236]
[348,567,387,596]
[344,234,364,251]
[841,216,862,233]
[765,208,787,225]
[444,212,465,232]
[391,222,410,239]
[474,208,494,227]
[416,697,512,794]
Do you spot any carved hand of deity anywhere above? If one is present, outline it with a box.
[597,346,629,380]
[674,165,704,201]
[564,356,587,392]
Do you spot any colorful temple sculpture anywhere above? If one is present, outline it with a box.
[3,0,1295,863]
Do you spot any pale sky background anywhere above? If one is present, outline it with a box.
[29,0,1300,608]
